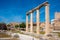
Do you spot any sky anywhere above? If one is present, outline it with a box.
[0,0,60,24]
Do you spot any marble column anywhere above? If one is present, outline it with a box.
[36,8,40,34]
[30,12,33,33]
[26,15,28,32]
[45,4,50,35]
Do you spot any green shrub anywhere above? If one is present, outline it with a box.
[58,33,60,37]
[40,31,45,34]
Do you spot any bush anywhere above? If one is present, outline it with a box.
[19,22,26,28]
[0,23,7,30]
[58,33,60,37]
[15,25,19,28]
[40,31,45,34]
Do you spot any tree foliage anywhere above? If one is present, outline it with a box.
[7,24,11,27]
[15,25,19,28]
[15,22,26,28]
[0,22,7,30]
[19,22,26,28]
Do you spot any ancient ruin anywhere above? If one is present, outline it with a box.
[26,1,51,36]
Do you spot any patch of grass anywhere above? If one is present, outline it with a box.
[40,31,45,34]
[34,31,36,33]
[58,33,60,37]
[53,32,60,38]
[0,33,11,38]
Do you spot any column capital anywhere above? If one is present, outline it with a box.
[36,7,40,10]
[29,10,34,13]
[26,14,29,16]
[44,3,49,6]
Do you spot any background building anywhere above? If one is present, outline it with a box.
[51,12,60,32]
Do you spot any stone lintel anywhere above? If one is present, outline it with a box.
[26,10,34,15]
[26,12,29,15]
[33,1,49,10]
[26,1,49,15]
[44,3,49,6]
[35,1,49,10]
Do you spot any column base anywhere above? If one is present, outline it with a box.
[36,32,40,34]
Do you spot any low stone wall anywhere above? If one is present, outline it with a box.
[19,34,40,40]
[11,33,40,40]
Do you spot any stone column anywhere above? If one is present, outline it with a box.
[45,4,50,35]
[36,8,40,34]
[30,12,33,33]
[26,15,28,32]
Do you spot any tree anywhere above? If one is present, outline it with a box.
[19,22,26,28]
[15,25,19,28]
[0,22,7,30]
[7,24,11,30]
[7,24,11,27]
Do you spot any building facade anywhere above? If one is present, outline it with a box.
[51,12,60,32]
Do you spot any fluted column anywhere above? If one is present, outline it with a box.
[30,12,33,33]
[36,8,40,34]
[26,15,28,32]
[45,4,50,35]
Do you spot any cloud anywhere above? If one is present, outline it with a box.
[0,15,26,23]
[8,15,26,23]
[13,16,25,22]
[0,16,9,23]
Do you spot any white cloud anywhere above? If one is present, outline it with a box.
[9,15,26,23]
[0,15,26,23]
[0,16,9,23]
